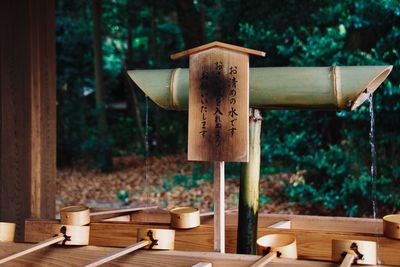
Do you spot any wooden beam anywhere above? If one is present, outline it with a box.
[24,219,400,266]
[0,0,56,241]
[129,210,383,235]
[0,242,355,267]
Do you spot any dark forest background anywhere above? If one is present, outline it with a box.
[56,0,400,217]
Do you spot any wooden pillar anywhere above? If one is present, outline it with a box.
[0,0,56,241]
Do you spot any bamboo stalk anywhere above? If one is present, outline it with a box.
[84,240,150,267]
[127,66,392,111]
[237,108,262,254]
[250,252,277,267]
[0,236,64,264]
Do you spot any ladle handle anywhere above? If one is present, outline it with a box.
[89,205,158,216]
[340,253,356,267]
[250,252,278,267]
[0,236,64,264]
[84,240,151,267]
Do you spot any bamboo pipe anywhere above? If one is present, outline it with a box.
[127,66,392,111]
[237,108,262,254]
[60,205,158,225]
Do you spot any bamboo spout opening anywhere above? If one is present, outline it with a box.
[350,66,393,110]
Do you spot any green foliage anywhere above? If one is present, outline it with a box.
[57,0,400,216]
[236,0,400,216]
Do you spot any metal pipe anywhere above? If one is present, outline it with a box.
[127,66,392,111]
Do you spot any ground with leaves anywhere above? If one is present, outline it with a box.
[56,153,303,215]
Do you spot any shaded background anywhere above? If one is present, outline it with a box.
[56,0,400,217]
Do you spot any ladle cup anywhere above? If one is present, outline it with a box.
[383,214,400,239]
[0,222,15,242]
[332,239,376,267]
[84,228,175,267]
[251,233,297,266]
[170,206,200,229]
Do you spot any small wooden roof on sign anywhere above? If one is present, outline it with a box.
[170,41,266,60]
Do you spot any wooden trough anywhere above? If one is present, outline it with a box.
[0,209,397,266]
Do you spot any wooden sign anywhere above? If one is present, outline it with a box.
[171,42,265,162]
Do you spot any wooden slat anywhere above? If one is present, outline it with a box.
[24,219,400,266]
[0,0,56,241]
[0,242,349,267]
[129,210,383,234]
[171,41,266,60]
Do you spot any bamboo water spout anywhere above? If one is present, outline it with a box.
[127,66,392,111]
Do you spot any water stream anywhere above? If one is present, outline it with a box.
[368,93,380,264]
[369,93,377,220]
[145,96,150,208]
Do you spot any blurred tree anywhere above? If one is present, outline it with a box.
[55,0,400,216]
[93,0,113,172]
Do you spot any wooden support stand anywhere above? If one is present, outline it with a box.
[24,213,400,266]
[214,161,225,253]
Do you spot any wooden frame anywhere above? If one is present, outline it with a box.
[24,211,400,266]
[0,242,351,267]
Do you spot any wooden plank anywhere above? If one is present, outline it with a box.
[0,242,349,267]
[24,220,400,266]
[129,211,383,235]
[188,47,249,162]
[171,41,266,60]
[0,0,56,241]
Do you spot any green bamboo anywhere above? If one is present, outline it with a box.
[127,66,392,111]
[237,108,262,255]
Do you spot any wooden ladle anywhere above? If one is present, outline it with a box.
[0,222,15,242]
[60,205,158,225]
[251,233,297,266]
[383,214,400,239]
[332,239,377,267]
[0,224,89,264]
[84,228,175,267]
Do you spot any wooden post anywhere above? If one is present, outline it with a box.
[170,42,265,254]
[213,161,225,253]
[237,108,262,254]
[0,0,56,241]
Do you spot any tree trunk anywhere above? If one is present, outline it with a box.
[237,108,262,254]
[93,0,112,172]
[125,0,146,151]
[175,0,205,49]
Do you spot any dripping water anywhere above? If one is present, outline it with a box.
[369,93,377,220]
[368,93,380,264]
[145,96,150,208]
